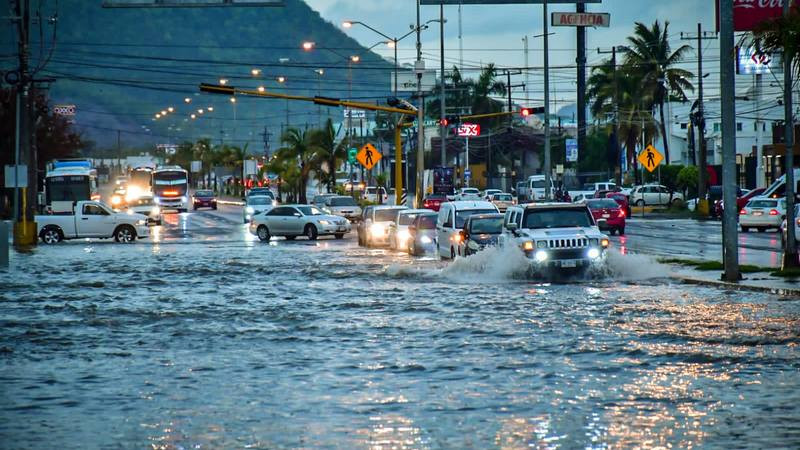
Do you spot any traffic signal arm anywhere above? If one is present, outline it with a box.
[461,110,515,120]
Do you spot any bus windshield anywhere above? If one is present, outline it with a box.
[46,175,91,203]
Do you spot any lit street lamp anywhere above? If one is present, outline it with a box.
[184,97,192,104]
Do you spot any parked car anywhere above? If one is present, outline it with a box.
[488,193,514,212]
[630,184,683,206]
[422,193,448,212]
[362,186,388,204]
[388,209,430,250]
[243,195,275,223]
[483,189,503,200]
[455,187,482,201]
[458,213,504,256]
[780,205,800,250]
[127,195,162,225]
[324,195,362,222]
[740,197,787,232]
[715,187,765,218]
[584,198,626,235]
[37,200,149,244]
[606,192,631,218]
[501,203,609,276]
[361,205,407,247]
[437,200,499,259]
[192,189,217,210]
[407,212,439,256]
[249,204,351,241]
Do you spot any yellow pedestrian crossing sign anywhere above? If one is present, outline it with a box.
[638,144,663,173]
[357,142,381,170]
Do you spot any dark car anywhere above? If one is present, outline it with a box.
[423,194,448,212]
[715,187,766,218]
[407,212,438,256]
[585,198,625,235]
[709,185,743,219]
[192,190,217,210]
[459,213,504,256]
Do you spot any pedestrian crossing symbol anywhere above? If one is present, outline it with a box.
[356,142,381,170]
[638,144,663,173]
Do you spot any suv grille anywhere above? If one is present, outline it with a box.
[548,238,588,249]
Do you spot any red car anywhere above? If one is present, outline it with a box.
[715,187,766,218]
[192,189,217,210]
[605,192,631,218]
[423,194,448,211]
[585,198,626,235]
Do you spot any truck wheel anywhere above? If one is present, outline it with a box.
[114,225,136,243]
[40,226,63,244]
[256,225,270,242]
[305,224,318,241]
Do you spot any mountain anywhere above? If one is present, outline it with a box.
[0,0,393,154]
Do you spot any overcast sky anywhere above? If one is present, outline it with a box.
[306,0,722,109]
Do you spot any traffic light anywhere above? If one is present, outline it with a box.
[387,96,418,126]
[439,117,449,127]
[520,106,545,117]
[439,115,459,127]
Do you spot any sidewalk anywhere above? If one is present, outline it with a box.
[667,265,800,297]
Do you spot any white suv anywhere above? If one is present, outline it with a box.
[501,203,609,275]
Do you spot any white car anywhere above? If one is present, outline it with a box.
[249,204,351,241]
[362,186,388,204]
[363,205,407,247]
[780,204,800,249]
[455,187,482,201]
[243,195,275,223]
[740,196,787,232]
[483,189,503,200]
[126,195,162,225]
[388,209,430,250]
[37,200,149,244]
[436,200,499,259]
[324,195,362,222]
[501,203,609,276]
[489,193,515,212]
[629,184,683,206]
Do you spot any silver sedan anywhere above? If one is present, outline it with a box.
[249,204,351,241]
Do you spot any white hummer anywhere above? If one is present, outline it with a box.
[501,203,609,275]
[36,200,150,244]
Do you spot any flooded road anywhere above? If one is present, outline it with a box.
[1,212,799,448]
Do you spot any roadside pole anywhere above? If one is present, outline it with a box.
[720,0,740,281]
[439,3,447,166]
[465,136,470,187]
[394,123,403,205]
[782,0,797,269]
[542,0,552,201]
[415,0,425,208]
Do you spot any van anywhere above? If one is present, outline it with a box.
[436,200,499,259]
[527,175,555,201]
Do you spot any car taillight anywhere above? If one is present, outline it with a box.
[739,209,747,215]
[769,209,779,216]
[423,201,430,208]
[618,210,625,218]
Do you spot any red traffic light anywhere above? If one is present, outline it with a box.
[439,118,449,127]
[520,107,544,117]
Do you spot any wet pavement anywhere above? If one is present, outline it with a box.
[1,207,799,448]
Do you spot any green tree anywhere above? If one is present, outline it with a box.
[620,20,694,163]
[276,127,318,204]
[677,165,699,199]
[426,65,507,131]
[309,118,345,193]
[742,7,800,80]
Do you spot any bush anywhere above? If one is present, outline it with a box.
[677,166,699,199]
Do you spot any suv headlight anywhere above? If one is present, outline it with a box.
[536,240,548,248]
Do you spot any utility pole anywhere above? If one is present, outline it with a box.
[598,46,621,186]
[720,0,739,281]
[542,0,552,201]
[415,0,425,208]
[782,0,797,269]
[576,1,587,169]
[523,36,530,107]
[681,24,716,216]
[439,3,447,167]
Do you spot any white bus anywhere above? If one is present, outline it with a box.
[152,166,190,212]
[45,166,100,213]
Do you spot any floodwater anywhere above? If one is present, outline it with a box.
[1,227,799,448]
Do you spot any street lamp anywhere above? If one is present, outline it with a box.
[219,78,228,85]
[190,114,196,119]
[155,113,161,119]
[229,97,236,103]
[167,106,174,113]
[198,108,204,114]
[207,106,214,112]
[161,110,167,115]
[184,97,192,104]
[277,76,286,84]
[350,55,360,63]
[257,85,265,93]
[251,68,261,76]
[302,41,315,51]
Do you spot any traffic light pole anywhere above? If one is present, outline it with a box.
[782,0,797,269]
[543,0,552,201]
[720,0,740,281]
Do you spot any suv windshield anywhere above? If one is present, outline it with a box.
[248,196,271,205]
[329,197,357,207]
[374,208,403,222]
[470,217,503,234]
[417,214,437,229]
[456,209,498,228]
[249,189,274,198]
[586,199,619,209]
[522,208,593,229]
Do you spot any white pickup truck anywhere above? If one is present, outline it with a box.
[36,200,150,244]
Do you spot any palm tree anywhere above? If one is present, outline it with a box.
[620,20,694,163]
[309,118,345,193]
[742,7,800,80]
[426,64,507,131]
[278,127,318,204]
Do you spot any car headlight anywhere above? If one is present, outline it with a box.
[398,229,411,241]
[536,240,548,249]
[522,241,534,251]
[420,235,432,244]
[319,220,330,225]
[181,196,188,203]
[534,249,548,262]
[601,238,610,248]
[136,219,146,226]
[246,206,255,214]
[111,195,122,205]
[587,248,601,259]
[272,200,277,206]
[370,223,384,236]
[151,206,160,215]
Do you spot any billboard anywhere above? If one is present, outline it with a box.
[392,71,437,93]
[717,0,797,31]
[551,12,610,27]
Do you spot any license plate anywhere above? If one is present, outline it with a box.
[560,260,577,268]
[602,213,610,218]
[753,211,763,216]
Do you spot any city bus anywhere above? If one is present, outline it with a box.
[152,166,190,212]
[44,166,100,213]
[126,166,154,201]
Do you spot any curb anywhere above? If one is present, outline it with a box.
[672,275,800,297]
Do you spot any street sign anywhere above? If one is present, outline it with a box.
[551,12,610,27]
[457,123,480,137]
[356,143,381,170]
[736,46,772,75]
[343,109,366,119]
[638,144,664,173]
[392,70,437,92]
[4,165,27,188]
[566,138,578,162]
[52,104,76,116]
[556,164,564,175]
[464,168,472,179]
[347,148,358,164]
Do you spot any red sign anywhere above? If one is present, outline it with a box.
[718,0,795,31]
[457,123,480,137]
[551,12,610,28]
